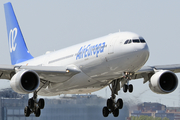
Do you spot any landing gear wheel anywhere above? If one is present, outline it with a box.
[38,98,45,109]
[113,108,119,117]
[28,98,34,109]
[35,107,41,117]
[107,99,114,110]
[103,79,123,117]
[117,98,123,109]
[24,106,31,117]
[129,84,133,93]
[123,84,128,93]
[102,106,109,117]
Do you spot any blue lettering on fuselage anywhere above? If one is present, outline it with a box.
[76,42,106,60]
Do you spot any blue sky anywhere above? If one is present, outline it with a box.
[0,1,180,107]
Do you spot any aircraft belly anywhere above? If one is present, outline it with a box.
[37,71,108,96]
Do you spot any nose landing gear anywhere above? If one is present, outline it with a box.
[123,72,134,93]
[123,84,133,93]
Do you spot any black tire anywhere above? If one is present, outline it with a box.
[38,98,45,109]
[116,98,123,109]
[123,84,128,93]
[107,99,113,109]
[24,106,31,117]
[129,84,133,93]
[102,106,109,117]
[28,98,34,109]
[113,108,119,117]
[35,107,41,117]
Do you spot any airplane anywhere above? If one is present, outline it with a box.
[1,2,179,117]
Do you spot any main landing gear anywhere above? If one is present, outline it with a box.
[24,91,45,117]
[102,72,134,117]
[102,80,123,117]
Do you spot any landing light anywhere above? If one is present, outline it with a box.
[66,69,70,73]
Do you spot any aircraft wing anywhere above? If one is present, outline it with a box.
[0,65,80,82]
[132,64,180,83]
[0,65,15,79]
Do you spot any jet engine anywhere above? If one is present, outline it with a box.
[10,70,40,94]
[149,70,178,94]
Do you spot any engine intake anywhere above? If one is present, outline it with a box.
[10,70,40,94]
[149,70,178,94]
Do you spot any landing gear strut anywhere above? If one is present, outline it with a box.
[102,80,123,117]
[24,92,45,117]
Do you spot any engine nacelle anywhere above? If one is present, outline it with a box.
[10,70,40,94]
[149,70,178,94]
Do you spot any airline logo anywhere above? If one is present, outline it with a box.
[9,28,17,53]
[76,42,106,60]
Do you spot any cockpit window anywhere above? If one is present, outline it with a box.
[140,39,146,43]
[124,40,129,44]
[124,38,146,44]
[133,39,140,43]
[128,40,132,44]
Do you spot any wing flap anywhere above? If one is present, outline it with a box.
[0,64,15,79]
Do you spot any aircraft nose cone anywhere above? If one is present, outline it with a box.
[133,43,150,63]
[135,42,149,52]
[139,43,150,61]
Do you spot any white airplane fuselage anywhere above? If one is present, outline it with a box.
[17,31,149,96]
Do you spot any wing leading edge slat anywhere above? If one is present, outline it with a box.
[133,64,180,83]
